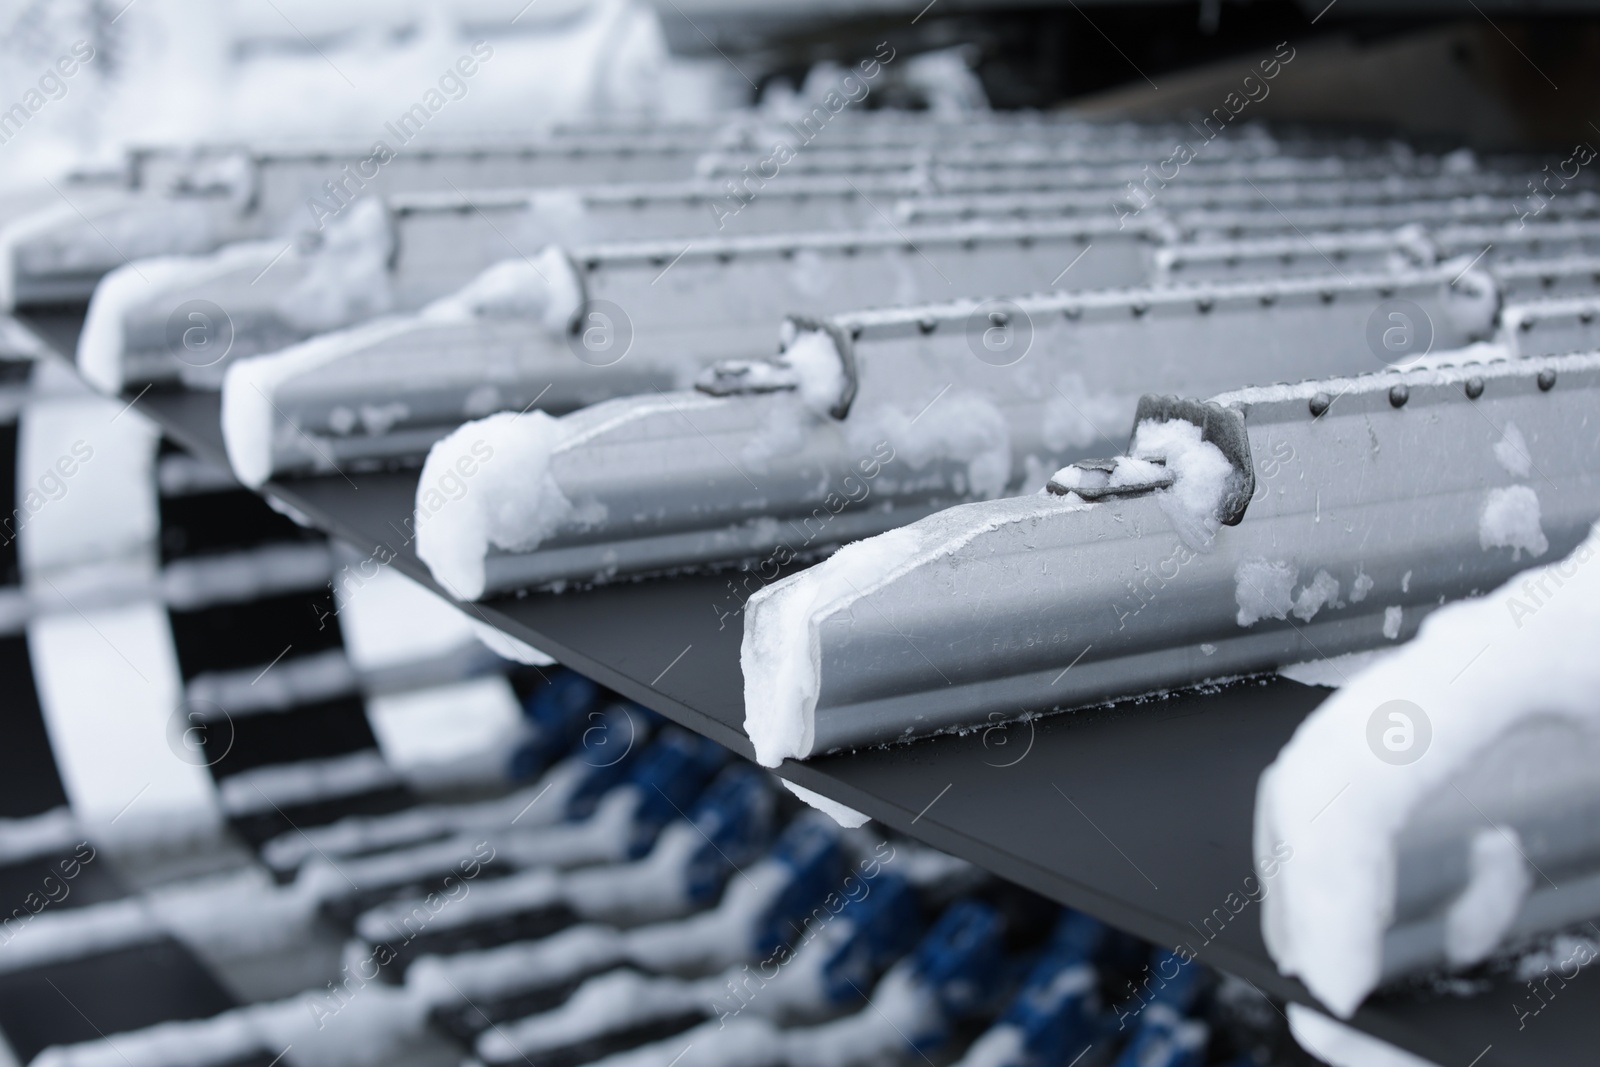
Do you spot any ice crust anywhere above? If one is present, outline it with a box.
[1256,523,1600,1017]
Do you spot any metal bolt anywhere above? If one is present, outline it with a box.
[1309,392,1332,417]
[1538,368,1558,391]
[1389,384,1410,408]
[1464,376,1485,399]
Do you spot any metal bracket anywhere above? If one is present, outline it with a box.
[1045,457,1175,501]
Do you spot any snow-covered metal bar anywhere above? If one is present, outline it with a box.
[218,215,1167,485]
[411,263,1499,599]
[901,167,1566,227]
[740,350,1600,766]
[4,131,1485,310]
[1169,192,1600,241]
[1150,227,1437,284]
[1259,520,1600,1017]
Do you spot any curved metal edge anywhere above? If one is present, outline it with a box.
[558,246,591,338]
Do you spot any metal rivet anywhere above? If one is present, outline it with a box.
[1389,384,1410,408]
[1196,299,1214,314]
[1309,392,1331,417]
[918,318,938,335]
[1464,376,1485,399]
[850,325,863,340]
[1063,307,1081,321]
[1259,293,1277,307]
[1130,304,1148,318]
[1320,291,1336,304]
[1519,319,1534,331]
[1538,368,1558,391]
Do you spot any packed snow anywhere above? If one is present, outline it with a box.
[420,249,583,333]
[778,326,848,416]
[414,410,583,600]
[1233,559,1298,627]
[1478,484,1549,561]
[1125,416,1238,550]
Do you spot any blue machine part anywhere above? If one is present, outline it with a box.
[683,766,775,905]
[1047,909,1111,965]
[752,816,844,957]
[915,898,1008,1021]
[1110,950,1210,1067]
[819,872,924,1004]
[1111,1009,1210,1067]
[508,669,601,779]
[561,705,654,820]
[1144,949,1205,1015]
[998,952,1101,1067]
[625,726,729,857]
